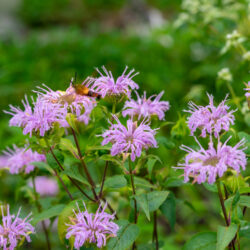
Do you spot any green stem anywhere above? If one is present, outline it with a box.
[32,176,51,250]
[99,161,109,199]
[129,159,137,250]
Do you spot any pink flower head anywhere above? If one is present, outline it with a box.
[2,145,46,174]
[101,115,158,161]
[28,176,59,196]
[87,66,139,98]
[0,205,35,250]
[5,96,68,137]
[244,82,250,99]
[175,137,247,184]
[66,202,119,249]
[185,94,235,138]
[36,82,96,125]
[122,91,170,120]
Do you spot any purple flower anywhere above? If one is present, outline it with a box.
[66,202,119,249]
[28,176,59,196]
[122,91,170,120]
[101,115,158,161]
[185,94,235,138]
[175,137,247,184]
[36,83,96,125]
[244,82,250,99]
[2,145,46,174]
[87,66,139,98]
[0,205,35,250]
[5,96,68,137]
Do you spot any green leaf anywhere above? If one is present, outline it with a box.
[33,204,65,224]
[239,220,250,238]
[100,155,124,167]
[134,194,150,220]
[46,150,64,170]
[134,177,155,189]
[203,183,218,193]
[66,113,79,133]
[165,177,185,188]
[160,192,176,230]
[216,224,238,250]
[238,131,250,154]
[62,165,90,187]
[107,220,140,250]
[239,195,250,207]
[31,161,53,174]
[104,175,127,189]
[147,191,169,212]
[156,136,175,149]
[183,232,217,250]
[59,138,78,156]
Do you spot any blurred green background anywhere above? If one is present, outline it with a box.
[0,0,249,249]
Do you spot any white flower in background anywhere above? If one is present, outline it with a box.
[217,68,233,82]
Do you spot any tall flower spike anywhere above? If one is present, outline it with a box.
[185,94,236,138]
[2,145,46,174]
[87,66,139,98]
[101,115,158,161]
[122,91,170,120]
[175,137,247,184]
[5,96,68,137]
[66,202,119,249]
[0,205,35,250]
[28,176,59,196]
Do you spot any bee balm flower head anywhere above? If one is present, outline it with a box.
[122,91,170,120]
[87,66,139,98]
[66,202,119,249]
[2,145,46,174]
[101,115,158,161]
[185,94,235,138]
[0,205,35,250]
[175,137,247,184]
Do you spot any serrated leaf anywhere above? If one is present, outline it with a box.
[216,224,238,250]
[32,204,65,224]
[183,232,217,250]
[160,192,176,230]
[104,175,127,189]
[107,220,140,250]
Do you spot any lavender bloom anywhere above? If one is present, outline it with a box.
[0,205,35,250]
[175,137,247,184]
[185,94,235,138]
[87,66,139,98]
[5,96,68,137]
[244,82,250,99]
[28,176,59,196]
[36,83,96,125]
[66,202,119,249]
[101,115,157,161]
[2,145,46,174]
[122,91,170,120]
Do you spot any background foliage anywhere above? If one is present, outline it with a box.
[0,0,249,249]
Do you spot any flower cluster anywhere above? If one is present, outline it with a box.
[176,137,247,184]
[87,66,139,98]
[177,94,247,185]
[66,202,119,249]
[122,91,170,120]
[0,205,34,250]
[101,116,158,161]
[28,176,59,196]
[1,145,46,174]
[185,94,235,138]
